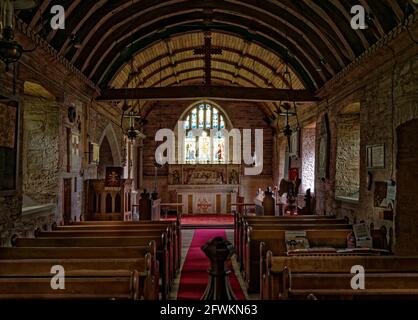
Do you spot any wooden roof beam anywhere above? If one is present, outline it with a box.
[164,39,180,84]
[97,86,319,102]
[232,40,250,84]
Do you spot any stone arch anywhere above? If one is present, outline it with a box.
[395,102,418,129]
[394,118,418,255]
[98,124,122,166]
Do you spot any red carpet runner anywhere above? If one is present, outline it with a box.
[177,229,245,300]
[162,214,234,227]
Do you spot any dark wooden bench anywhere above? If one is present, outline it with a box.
[240,221,351,269]
[235,215,344,266]
[0,258,154,300]
[36,228,176,283]
[244,228,354,294]
[0,243,159,299]
[13,235,171,300]
[265,254,418,300]
[62,220,181,270]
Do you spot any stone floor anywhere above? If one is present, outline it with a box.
[168,228,258,300]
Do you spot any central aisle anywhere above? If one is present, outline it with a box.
[176,229,246,300]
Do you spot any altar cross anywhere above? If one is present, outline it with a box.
[197,198,212,213]
[193,32,223,86]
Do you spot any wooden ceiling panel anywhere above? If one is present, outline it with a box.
[110,32,304,92]
[17,0,414,98]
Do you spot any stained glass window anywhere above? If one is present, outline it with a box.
[220,115,225,129]
[182,103,228,163]
[198,105,204,128]
[205,106,211,129]
[213,131,225,162]
[198,131,211,162]
[185,131,196,161]
[191,108,197,129]
[184,115,190,129]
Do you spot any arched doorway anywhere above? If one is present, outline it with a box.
[395,119,418,255]
[98,136,114,179]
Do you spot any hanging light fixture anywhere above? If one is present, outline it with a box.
[120,54,147,143]
[275,20,300,151]
[0,0,37,71]
[276,48,300,151]
[124,111,144,142]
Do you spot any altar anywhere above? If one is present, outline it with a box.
[168,164,240,214]
[168,184,238,214]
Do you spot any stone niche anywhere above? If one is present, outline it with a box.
[335,107,360,202]
[22,95,59,204]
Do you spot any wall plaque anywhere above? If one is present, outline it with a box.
[366,144,385,169]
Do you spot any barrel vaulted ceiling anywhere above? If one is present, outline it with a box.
[18,0,417,113]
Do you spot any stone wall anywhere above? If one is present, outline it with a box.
[22,96,59,204]
[0,29,117,243]
[335,114,360,198]
[307,28,418,252]
[301,127,316,193]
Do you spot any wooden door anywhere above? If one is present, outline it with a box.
[63,178,72,224]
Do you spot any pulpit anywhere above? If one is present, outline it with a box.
[86,179,133,221]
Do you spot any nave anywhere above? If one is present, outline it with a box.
[1,0,418,303]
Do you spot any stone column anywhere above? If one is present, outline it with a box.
[137,140,144,190]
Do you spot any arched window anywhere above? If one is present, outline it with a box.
[183,103,227,163]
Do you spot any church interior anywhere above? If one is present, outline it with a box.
[0,0,418,302]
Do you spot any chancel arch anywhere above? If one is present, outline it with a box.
[98,124,123,169]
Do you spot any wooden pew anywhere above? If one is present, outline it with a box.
[36,228,176,282]
[54,224,180,273]
[61,220,181,272]
[244,228,353,293]
[235,214,339,245]
[238,218,350,276]
[240,220,351,267]
[14,235,171,300]
[265,254,418,300]
[0,257,154,300]
[0,243,159,299]
[235,215,342,266]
